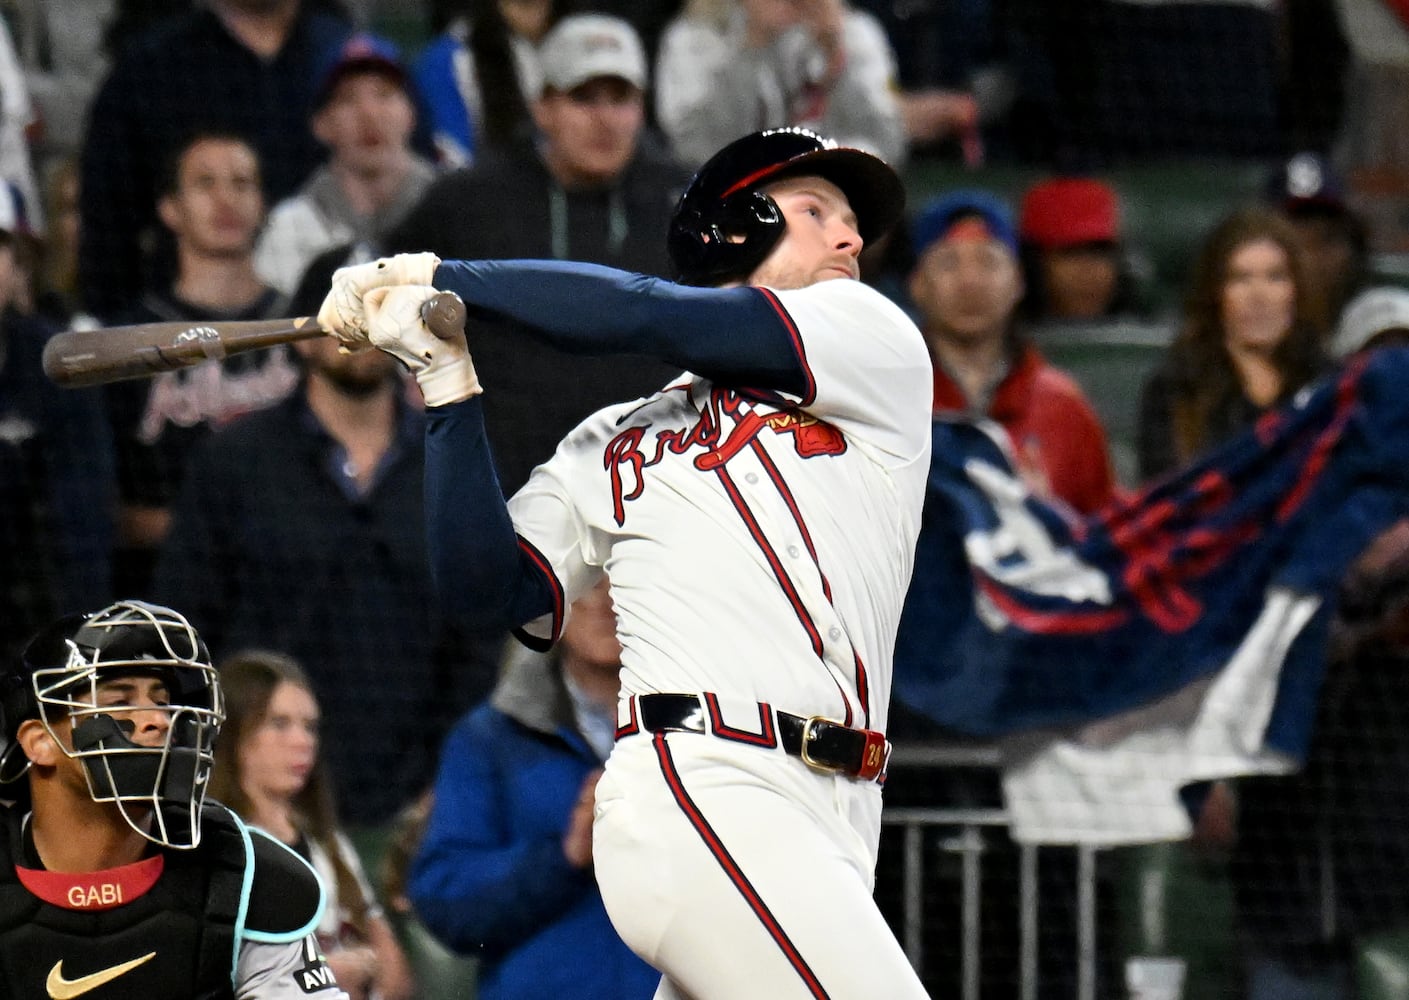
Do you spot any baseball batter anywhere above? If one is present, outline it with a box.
[320,128,933,999]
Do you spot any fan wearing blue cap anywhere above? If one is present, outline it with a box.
[253,34,437,299]
[1263,151,1395,343]
[906,190,1117,514]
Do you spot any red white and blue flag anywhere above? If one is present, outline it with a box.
[892,348,1409,844]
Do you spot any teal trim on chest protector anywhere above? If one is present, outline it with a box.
[227,814,327,986]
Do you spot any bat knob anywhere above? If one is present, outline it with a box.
[421,292,467,341]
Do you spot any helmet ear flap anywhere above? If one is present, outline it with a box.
[715,190,784,237]
[669,190,787,286]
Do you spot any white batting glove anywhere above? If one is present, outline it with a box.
[317,252,442,345]
[364,285,482,407]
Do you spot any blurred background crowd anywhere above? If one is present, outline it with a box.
[6,0,1409,998]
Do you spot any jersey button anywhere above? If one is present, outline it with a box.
[787,545,801,558]
[828,627,842,641]
[745,473,759,484]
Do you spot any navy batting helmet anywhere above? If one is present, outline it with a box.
[667,127,906,287]
[0,601,224,849]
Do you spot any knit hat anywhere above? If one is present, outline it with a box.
[911,190,1018,258]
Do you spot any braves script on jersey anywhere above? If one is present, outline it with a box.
[509,278,932,732]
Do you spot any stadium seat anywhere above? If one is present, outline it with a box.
[348,824,480,1000]
[1356,929,1409,1000]
[1113,842,1237,1000]
[1034,320,1172,487]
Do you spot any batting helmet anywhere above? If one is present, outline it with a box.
[0,600,224,849]
[667,127,906,286]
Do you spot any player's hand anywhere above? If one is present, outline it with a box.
[562,769,603,869]
[317,251,441,345]
[364,284,482,407]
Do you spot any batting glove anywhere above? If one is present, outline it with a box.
[365,285,482,407]
[317,252,442,345]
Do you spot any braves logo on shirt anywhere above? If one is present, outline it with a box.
[604,387,845,525]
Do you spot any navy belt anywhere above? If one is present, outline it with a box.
[620,693,889,782]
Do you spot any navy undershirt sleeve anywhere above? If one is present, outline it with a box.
[425,395,557,632]
[433,259,808,396]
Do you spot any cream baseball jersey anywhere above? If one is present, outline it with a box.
[507,277,932,731]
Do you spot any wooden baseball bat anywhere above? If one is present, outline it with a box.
[42,291,468,388]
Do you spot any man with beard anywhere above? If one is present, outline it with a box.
[154,334,497,826]
[105,131,300,597]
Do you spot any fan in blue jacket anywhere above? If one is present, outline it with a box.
[409,581,658,1000]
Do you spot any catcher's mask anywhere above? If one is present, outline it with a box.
[667,126,905,287]
[0,600,224,849]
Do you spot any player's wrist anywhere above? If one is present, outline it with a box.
[417,355,482,408]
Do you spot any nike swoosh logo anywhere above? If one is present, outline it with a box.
[47,953,156,999]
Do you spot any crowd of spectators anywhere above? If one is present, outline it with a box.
[5,0,1409,997]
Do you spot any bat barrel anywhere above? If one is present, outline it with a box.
[41,290,467,389]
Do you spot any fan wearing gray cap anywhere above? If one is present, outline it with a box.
[318,127,933,998]
[385,13,691,496]
[1331,286,1409,360]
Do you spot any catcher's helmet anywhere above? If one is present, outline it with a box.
[0,600,224,849]
[667,127,906,286]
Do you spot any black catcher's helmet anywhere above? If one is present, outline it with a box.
[667,127,906,287]
[0,601,224,849]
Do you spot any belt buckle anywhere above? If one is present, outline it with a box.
[799,716,847,774]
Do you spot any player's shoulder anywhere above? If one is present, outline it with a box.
[773,278,918,329]
[771,279,927,363]
[245,830,325,940]
[203,804,324,941]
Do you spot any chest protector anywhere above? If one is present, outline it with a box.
[0,804,250,1000]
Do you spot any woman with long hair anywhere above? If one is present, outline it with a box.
[413,0,572,166]
[1137,206,1330,481]
[210,650,414,1000]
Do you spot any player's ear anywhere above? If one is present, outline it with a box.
[16,718,60,767]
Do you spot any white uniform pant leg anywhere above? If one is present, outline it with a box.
[594,733,930,1000]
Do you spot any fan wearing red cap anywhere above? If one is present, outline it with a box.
[907,189,1118,515]
[1017,177,1143,325]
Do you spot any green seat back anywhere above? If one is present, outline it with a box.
[1034,320,1172,486]
[348,824,480,1000]
[1357,928,1409,1000]
[1113,841,1237,1000]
